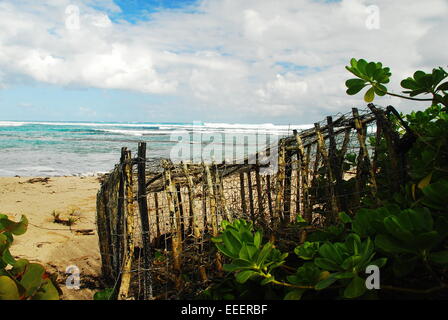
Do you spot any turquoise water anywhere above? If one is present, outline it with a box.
[0,121,308,176]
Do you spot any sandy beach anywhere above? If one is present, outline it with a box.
[0,176,102,300]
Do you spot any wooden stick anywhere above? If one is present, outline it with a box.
[274,140,286,226]
[163,161,183,289]
[203,163,222,272]
[96,187,113,284]
[247,169,255,224]
[176,184,185,240]
[255,154,265,225]
[154,192,161,247]
[353,108,378,198]
[293,130,311,224]
[182,162,207,281]
[137,142,152,299]
[266,175,273,225]
[118,150,136,300]
[314,123,339,224]
[283,149,293,225]
[116,148,126,280]
[239,172,247,215]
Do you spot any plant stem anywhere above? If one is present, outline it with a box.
[385,91,433,102]
[270,279,314,290]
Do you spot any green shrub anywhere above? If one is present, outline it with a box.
[210,59,448,300]
[0,214,60,300]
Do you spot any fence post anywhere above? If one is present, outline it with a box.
[246,168,255,224]
[116,148,126,281]
[255,153,265,225]
[275,140,286,226]
[203,163,223,272]
[293,130,311,242]
[314,123,339,224]
[352,108,378,199]
[283,149,293,225]
[163,161,183,289]
[96,186,113,284]
[137,142,153,299]
[154,193,161,247]
[239,172,247,215]
[182,162,208,282]
[118,150,135,300]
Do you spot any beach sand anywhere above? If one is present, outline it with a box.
[0,176,102,300]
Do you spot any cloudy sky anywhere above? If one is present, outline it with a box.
[0,0,446,124]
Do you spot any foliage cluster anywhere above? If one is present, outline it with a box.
[0,214,60,300]
[205,59,448,300]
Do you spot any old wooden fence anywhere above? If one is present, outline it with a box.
[96,104,405,299]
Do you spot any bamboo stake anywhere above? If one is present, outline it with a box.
[327,117,345,212]
[118,150,135,300]
[255,154,265,225]
[96,187,113,283]
[352,108,378,197]
[266,175,273,224]
[163,161,183,289]
[137,142,152,300]
[239,172,247,215]
[314,123,339,224]
[182,162,207,281]
[154,193,161,247]
[293,129,312,224]
[283,149,293,225]
[176,184,185,240]
[116,148,126,278]
[203,163,223,272]
[247,169,255,224]
[102,179,116,280]
[214,164,232,222]
[274,140,286,226]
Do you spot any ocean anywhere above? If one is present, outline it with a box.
[0,121,311,177]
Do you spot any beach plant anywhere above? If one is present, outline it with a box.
[0,214,60,300]
[209,59,448,300]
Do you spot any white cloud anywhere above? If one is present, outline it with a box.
[0,0,447,122]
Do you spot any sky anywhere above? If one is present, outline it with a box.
[0,0,446,124]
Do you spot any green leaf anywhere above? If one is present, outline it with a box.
[343,275,366,299]
[31,279,59,300]
[314,258,340,271]
[364,87,375,102]
[366,62,377,78]
[370,257,387,268]
[256,242,274,266]
[284,289,305,300]
[346,84,367,95]
[0,276,20,300]
[339,212,352,224]
[20,263,45,297]
[315,275,338,290]
[2,249,16,266]
[236,270,257,284]
[94,288,115,300]
[333,272,355,279]
[346,78,366,88]
[430,251,448,265]
[436,81,448,91]
[0,215,28,235]
[375,234,414,254]
[254,231,262,249]
[294,242,319,260]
